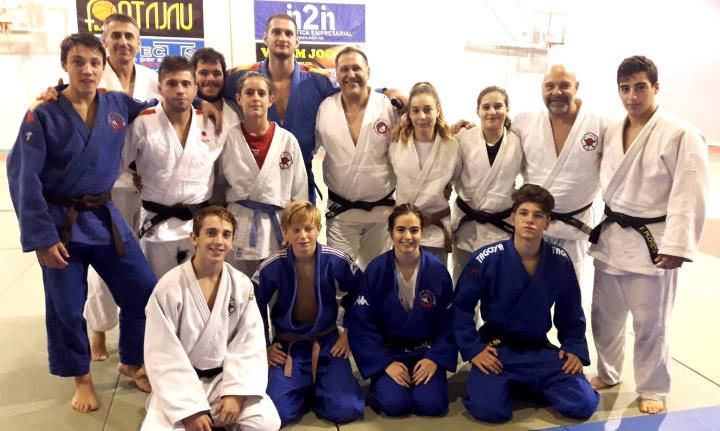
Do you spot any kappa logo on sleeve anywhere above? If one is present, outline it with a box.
[107,112,126,132]
[373,119,389,137]
[279,151,293,169]
[354,295,369,306]
[581,132,599,151]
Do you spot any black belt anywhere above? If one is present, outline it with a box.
[325,189,395,219]
[589,205,667,262]
[479,323,558,352]
[194,367,223,379]
[138,200,209,238]
[551,202,593,235]
[455,197,513,234]
[43,192,126,256]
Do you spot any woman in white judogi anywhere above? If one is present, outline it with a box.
[143,206,280,431]
[221,72,308,278]
[389,82,459,265]
[452,86,523,282]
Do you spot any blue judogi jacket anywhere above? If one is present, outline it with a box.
[453,239,590,365]
[253,244,362,345]
[349,249,457,379]
[225,60,337,166]
[8,90,150,252]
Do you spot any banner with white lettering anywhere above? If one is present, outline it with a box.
[254,0,365,44]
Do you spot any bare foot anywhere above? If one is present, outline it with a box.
[90,331,108,361]
[589,376,612,390]
[71,373,99,413]
[639,398,665,414]
[118,363,152,393]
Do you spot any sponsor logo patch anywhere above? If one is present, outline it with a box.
[373,119,390,137]
[107,112,126,131]
[228,296,236,315]
[354,295,369,306]
[581,132,599,151]
[279,151,293,169]
[418,290,436,310]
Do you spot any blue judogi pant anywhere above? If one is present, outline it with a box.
[42,240,157,376]
[464,347,599,423]
[370,356,449,417]
[267,331,364,427]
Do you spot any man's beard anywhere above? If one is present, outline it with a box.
[198,87,223,102]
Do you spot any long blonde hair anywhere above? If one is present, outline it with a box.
[398,82,453,144]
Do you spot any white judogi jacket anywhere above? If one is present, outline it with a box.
[390,135,460,248]
[588,109,709,276]
[221,123,308,260]
[142,261,270,430]
[512,105,606,240]
[316,91,399,223]
[452,128,523,252]
[101,62,160,191]
[122,104,224,242]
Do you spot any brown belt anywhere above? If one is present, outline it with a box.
[424,206,452,253]
[275,326,336,383]
[43,192,126,256]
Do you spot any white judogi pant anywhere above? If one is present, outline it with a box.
[326,218,390,270]
[140,238,194,278]
[591,266,677,401]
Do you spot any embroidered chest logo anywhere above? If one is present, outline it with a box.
[581,132,599,151]
[418,290,436,310]
[107,112,126,131]
[200,130,210,143]
[228,296,236,315]
[373,119,389,137]
[354,295,369,306]
[279,151,293,169]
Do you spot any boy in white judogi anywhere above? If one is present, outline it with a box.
[315,47,399,269]
[511,65,606,286]
[588,55,709,415]
[143,205,280,431]
[222,72,308,277]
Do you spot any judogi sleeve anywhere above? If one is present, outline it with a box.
[331,254,363,327]
[290,136,309,200]
[7,107,60,252]
[659,127,709,260]
[452,258,486,361]
[145,291,211,424]
[424,267,457,372]
[253,265,278,346]
[221,275,269,397]
[553,261,590,365]
[348,275,394,379]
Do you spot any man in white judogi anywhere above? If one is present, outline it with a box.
[123,56,225,277]
[83,13,160,360]
[143,206,280,431]
[511,65,606,289]
[588,55,708,414]
[315,47,399,269]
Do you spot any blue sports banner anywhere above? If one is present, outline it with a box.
[254,1,365,43]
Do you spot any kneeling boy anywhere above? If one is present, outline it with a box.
[253,200,365,427]
[142,206,280,431]
[453,184,599,423]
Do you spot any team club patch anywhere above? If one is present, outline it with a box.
[228,296,236,315]
[279,151,293,169]
[581,132,599,151]
[107,112,126,131]
[418,290,436,310]
[200,130,210,143]
[373,119,390,137]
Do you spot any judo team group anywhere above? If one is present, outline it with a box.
[7,11,709,431]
